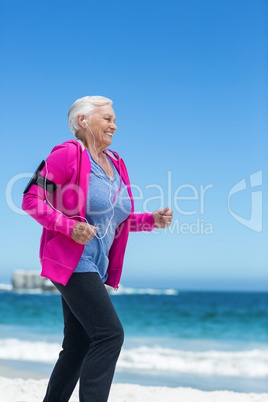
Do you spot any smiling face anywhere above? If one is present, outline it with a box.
[85,104,117,149]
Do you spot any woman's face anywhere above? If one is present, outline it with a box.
[86,104,117,148]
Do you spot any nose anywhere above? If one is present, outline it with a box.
[111,121,117,131]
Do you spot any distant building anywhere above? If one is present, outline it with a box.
[12,270,56,292]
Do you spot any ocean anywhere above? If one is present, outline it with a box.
[0,287,267,393]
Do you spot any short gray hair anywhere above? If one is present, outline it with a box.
[68,95,113,136]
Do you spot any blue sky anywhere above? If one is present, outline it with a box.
[0,0,267,291]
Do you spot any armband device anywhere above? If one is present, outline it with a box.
[23,160,57,195]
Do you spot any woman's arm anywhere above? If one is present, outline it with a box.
[129,207,173,232]
[128,212,156,232]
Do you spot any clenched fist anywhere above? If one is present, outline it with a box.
[71,222,99,245]
[153,207,173,228]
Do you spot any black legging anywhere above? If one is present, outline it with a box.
[43,272,124,402]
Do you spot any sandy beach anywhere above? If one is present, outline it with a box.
[0,377,267,402]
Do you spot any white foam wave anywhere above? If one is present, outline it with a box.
[0,283,178,296]
[0,283,13,292]
[0,339,59,363]
[109,286,179,296]
[0,339,267,378]
[118,346,268,378]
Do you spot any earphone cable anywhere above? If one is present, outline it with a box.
[43,147,116,241]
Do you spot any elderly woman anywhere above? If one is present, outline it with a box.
[22,96,173,402]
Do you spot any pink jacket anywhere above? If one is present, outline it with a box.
[22,140,156,288]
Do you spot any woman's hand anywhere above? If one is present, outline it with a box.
[153,207,173,228]
[71,222,99,244]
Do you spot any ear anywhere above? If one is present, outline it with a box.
[77,115,87,129]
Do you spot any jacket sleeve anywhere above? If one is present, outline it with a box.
[128,212,156,232]
[21,142,78,238]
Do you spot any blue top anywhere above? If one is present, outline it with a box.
[74,151,132,282]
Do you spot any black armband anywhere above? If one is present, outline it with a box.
[23,160,58,195]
